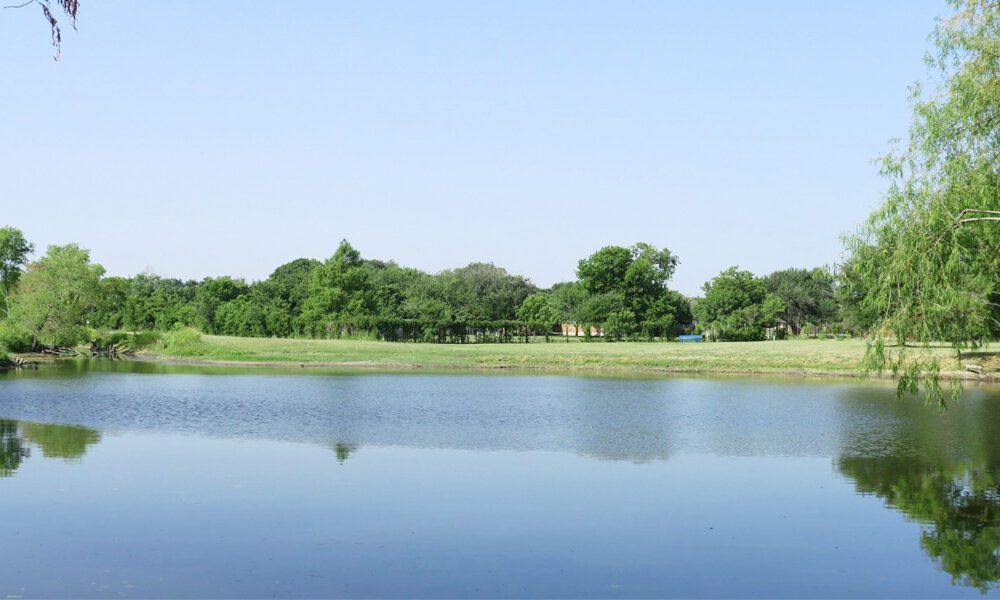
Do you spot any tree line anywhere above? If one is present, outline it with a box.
[0,226,882,353]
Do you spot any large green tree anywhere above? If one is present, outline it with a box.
[516,292,559,338]
[120,275,198,331]
[764,267,837,335]
[846,0,1000,403]
[576,243,680,328]
[299,240,375,336]
[264,259,321,319]
[0,227,34,318]
[547,281,588,326]
[194,276,249,334]
[695,267,765,325]
[696,267,785,341]
[577,246,635,296]
[8,244,104,349]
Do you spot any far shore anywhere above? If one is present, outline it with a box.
[9,335,997,384]
[126,352,998,384]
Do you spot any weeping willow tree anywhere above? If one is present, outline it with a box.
[848,0,1000,406]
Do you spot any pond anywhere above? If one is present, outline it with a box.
[2,361,1000,597]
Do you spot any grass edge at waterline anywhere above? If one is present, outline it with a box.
[126,331,1000,382]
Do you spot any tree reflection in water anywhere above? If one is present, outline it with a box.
[333,442,358,464]
[21,421,102,459]
[833,385,1000,592]
[0,420,101,477]
[839,457,1000,591]
[0,419,29,477]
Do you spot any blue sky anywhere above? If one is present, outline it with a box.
[1,1,945,295]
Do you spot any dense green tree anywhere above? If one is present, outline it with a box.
[604,309,638,341]
[845,0,1000,403]
[577,243,678,321]
[623,243,680,321]
[8,244,104,349]
[364,260,421,321]
[695,267,765,326]
[835,254,880,335]
[577,246,634,296]
[648,289,694,335]
[670,291,695,329]
[264,258,321,319]
[400,292,452,324]
[436,263,536,322]
[121,275,198,331]
[0,227,34,317]
[577,292,624,326]
[194,276,249,334]
[715,308,765,341]
[547,281,587,326]
[215,295,269,337]
[576,243,680,332]
[91,276,130,330]
[299,240,375,336]
[695,269,785,341]
[764,267,837,335]
[517,292,559,336]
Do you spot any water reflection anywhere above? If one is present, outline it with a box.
[7,363,1000,594]
[21,421,102,459]
[839,456,1000,591]
[0,419,29,477]
[332,441,358,463]
[836,388,1000,592]
[0,420,101,477]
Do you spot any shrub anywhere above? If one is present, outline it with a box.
[0,321,32,352]
[160,327,204,356]
[604,310,637,342]
[90,330,163,352]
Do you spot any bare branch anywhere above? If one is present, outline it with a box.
[955,209,1000,225]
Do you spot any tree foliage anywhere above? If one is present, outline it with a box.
[0,227,33,318]
[193,276,249,334]
[696,267,763,323]
[574,243,684,335]
[846,0,1000,404]
[764,268,837,335]
[695,267,788,341]
[8,244,104,349]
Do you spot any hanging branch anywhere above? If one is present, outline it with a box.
[4,0,78,60]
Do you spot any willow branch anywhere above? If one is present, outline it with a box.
[955,209,1000,225]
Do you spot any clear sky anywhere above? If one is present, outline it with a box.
[1,0,946,295]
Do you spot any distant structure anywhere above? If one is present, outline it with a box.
[559,322,604,337]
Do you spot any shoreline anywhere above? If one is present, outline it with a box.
[8,334,997,386]
[117,351,999,384]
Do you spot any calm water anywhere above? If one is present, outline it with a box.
[2,361,1000,598]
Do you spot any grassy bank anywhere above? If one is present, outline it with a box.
[143,333,995,378]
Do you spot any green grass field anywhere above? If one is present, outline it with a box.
[146,333,991,377]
